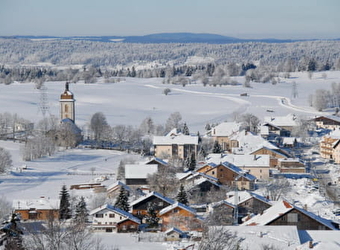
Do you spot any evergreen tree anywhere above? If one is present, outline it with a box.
[212,140,223,154]
[59,185,71,220]
[205,123,211,131]
[176,184,189,206]
[116,160,125,181]
[74,196,88,223]
[182,122,190,135]
[197,131,202,144]
[114,187,130,212]
[186,152,196,171]
[145,202,159,228]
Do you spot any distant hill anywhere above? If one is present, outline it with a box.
[3,33,335,44]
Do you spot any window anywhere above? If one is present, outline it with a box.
[173,209,179,213]
[109,214,115,218]
[65,105,68,112]
[96,214,104,218]
[158,201,163,206]
[287,213,299,222]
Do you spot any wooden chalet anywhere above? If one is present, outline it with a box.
[131,191,175,218]
[226,191,272,220]
[242,200,339,230]
[159,202,203,232]
[197,162,256,190]
[314,115,340,130]
[13,197,59,221]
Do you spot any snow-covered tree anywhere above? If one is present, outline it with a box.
[90,112,110,142]
[114,187,130,212]
[176,184,189,206]
[145,202,160,228]
[182,122,190,135]
[59,185,71,220]
[74,196,88,223]
[0,147,12,173]
[212,140,223,154]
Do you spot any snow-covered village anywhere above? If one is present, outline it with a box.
[1,61,340,249]
[1,1,340,246]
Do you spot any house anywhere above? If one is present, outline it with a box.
[89,204,140,233]
[106,181,132,199]
[184,175,221,195]
[250,146,291,168]
[242,200,339,230]
[144,157,168,168]
[159,202,203,232]
[197,161,256,190]
[164,227,186,241]
[226,191,272,220]
[314,115,340,130]
[124,164,158,185]
[216,154,271,180]
[209,122,242,151]
[263,113,299,136]
[153,130,198,160]
[12,197,59,221]
[282,137,298,148]
[131,191,175,218]
[206,200,236,225]
[229,130,278,155]
[277,158,306,173]
[319,129,340,161]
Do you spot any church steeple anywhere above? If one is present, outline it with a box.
[60,82,75,122]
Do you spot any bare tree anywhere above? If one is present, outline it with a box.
[23,217,110,250]
[164,112,182,134]
[263,178,291,201]
[198,226,241,250]
[0,196,12,220]
[147,166,179,197]
[90,112,110,142]
[236,113,260,133]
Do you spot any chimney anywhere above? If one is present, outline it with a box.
[309,240,313,249]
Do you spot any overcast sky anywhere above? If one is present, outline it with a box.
[1,0,339,39]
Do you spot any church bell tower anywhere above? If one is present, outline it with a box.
[60,82,75,122]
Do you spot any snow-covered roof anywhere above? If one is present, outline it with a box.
[282,137,297,145]
[298,230,340,250]
[264,113,298,127]
[211,225,301,250]
[226,190,272,206]
[143,157,168,166]
[215,154,271,168]
[326,128,340,139]
[260,125,269,135]
[13,197,60,210]
[130,191,175,207]
[210,200,236,209]
[230,130,278,154]
[89,204,141,224]
[315,115,340,123]
[106,181,132,193]
[221,162,257,181]
[153,134,198,145]
[210,121,241,137]
[242,200,338,230]
[164,227,185,235]
[125,164,158,179]
[159,202,197,216]
[250,146,291,158]
[185,176,221,191]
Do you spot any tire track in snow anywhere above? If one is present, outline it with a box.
[144,84,322,116]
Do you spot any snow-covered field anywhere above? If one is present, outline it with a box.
[1,71,340,249]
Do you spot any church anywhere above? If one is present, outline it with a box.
[56,82,82,147]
